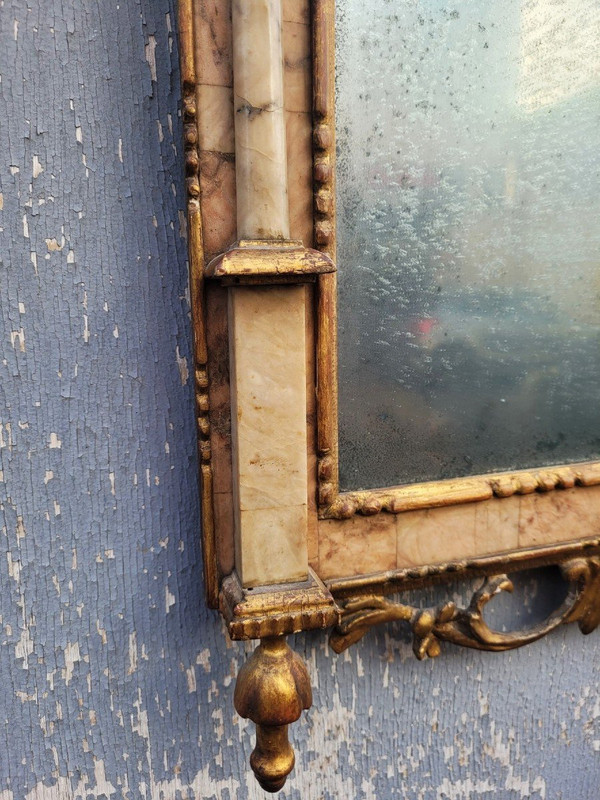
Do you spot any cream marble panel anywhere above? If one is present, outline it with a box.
[213,491,235,575]
[473,496,520,555]
[193,0,233,87]
[396,504,479,568]
[199,152,237,259]
[305,287,319,570]
[282,0,309,24]
[286,111,313,246]
[518,486,600,548]
[317,515,397,580]
[232,0,290,238]
[236,505,308,587]
[396,496,519,569]
[197,85,235,153]
[229,288,307,510]
[229,286,309,586]
[283,21,311,113]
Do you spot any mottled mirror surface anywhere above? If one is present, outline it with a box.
[336,0,600,491]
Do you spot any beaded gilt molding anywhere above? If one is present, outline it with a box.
[309,0,600,521]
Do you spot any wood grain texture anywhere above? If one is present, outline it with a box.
[1,2,599,799]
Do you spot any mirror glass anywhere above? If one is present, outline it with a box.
[336,0,600,491]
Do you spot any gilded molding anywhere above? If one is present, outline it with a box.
[205,239,335,283]
[330,556,600,657]
[309,0,600,521]
[179,0,219,607]
[321,462,600,520]
[220,568,340,640]
[312,0,340,514]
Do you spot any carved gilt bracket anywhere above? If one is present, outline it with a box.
[330,557,600,658]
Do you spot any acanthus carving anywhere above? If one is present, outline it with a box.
[329,557,600,658]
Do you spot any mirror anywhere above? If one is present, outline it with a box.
[182,0,600,790]
[336,0,600,491]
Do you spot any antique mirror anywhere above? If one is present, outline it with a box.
[179,0,600,791]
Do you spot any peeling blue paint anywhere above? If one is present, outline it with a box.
[0,2,599,798]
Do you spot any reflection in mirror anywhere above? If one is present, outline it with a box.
[336,0,600,491]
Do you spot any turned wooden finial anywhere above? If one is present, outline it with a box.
[234,636,312,792]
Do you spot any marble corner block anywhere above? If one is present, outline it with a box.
[232,0,290,239]
[229,286,309,587]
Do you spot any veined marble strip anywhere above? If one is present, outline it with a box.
[229,287,309,587]
[232,0,290,239]
[228,0,309,587]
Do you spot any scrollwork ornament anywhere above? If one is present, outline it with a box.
[330,557,600,658]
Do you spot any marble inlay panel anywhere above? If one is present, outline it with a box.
[473,496,520,555]
[283,21,311,113]
[396,504,479,569]
[286,111,313,246]
[518,487,600,548]
[229,286,309,586]
[198,152,237,259]
[197,85,235,153]
[193,0,233,87]
[213,491,235,575]
[282,0,309,25]
[317,515,397,580]
[305,287,319,570]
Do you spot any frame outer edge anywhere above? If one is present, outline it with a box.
[180,0,220,608]
[313,0,340,509]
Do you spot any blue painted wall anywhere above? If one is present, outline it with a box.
[0,2,598,798]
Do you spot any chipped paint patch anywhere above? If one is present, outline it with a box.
[48,432,62,448]
[176,345,189,385]
[32,156,44,177]
[62,642,81,685]
[145,34,157,81]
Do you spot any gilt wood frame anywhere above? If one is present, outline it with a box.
[180,0,600,639]
[179,0,600,790]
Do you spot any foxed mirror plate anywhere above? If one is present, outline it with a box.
[336,0,600,491]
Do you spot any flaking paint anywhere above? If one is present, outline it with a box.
[0,1,599,798]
